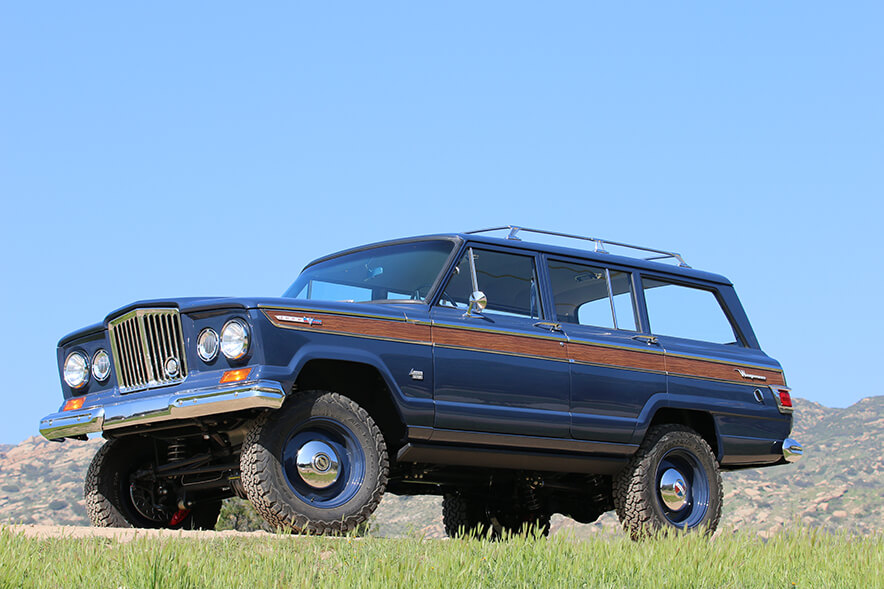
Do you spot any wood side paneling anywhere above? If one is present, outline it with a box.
[264,310,432,342]
[432,326,569,360]
[665,356,786,386]
[568,342,665,372]
[264,308,785,386]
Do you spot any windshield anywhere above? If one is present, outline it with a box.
[283,240,456,303]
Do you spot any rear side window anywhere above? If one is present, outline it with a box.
[642,278,740,344]
[439,248,542,319]
[547,260,637,331]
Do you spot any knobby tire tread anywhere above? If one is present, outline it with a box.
[613,424,723,540]
[240,391,388,535]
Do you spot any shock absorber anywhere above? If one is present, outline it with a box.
[166,439,187,462]
[520,475,543,513]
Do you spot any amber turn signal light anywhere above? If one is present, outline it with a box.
[63,398,85,411]
[220,368,251,384]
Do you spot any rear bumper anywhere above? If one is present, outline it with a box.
[39,379,286,440]
[719,435,805,469]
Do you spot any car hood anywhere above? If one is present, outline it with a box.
[58,296,425,346]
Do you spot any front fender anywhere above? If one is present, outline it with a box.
[283,343,434,428]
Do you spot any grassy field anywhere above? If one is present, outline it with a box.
[1,527,881,588]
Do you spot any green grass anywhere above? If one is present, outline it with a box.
[0,527,881,588]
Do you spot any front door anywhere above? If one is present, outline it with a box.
[431,246,571,439]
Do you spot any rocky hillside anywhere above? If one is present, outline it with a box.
[2,396,881,537]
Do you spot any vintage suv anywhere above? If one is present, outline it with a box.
[40,226,802,537]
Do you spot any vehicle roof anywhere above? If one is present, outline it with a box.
[305,232,733,286]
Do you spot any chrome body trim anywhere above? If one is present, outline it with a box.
[108,308,188,393]
[782,438,803,463]
[39,380,286,440]
[769,385,794,413]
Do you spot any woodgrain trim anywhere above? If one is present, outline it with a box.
[432,325,569,360]
[568,341,665,373]
[264,308,785,386]
[665,356,786,386]
[263,310,431,343]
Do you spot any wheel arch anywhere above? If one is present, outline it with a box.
[291,355,407,456]
[641,408,720,461]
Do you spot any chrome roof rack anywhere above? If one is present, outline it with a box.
[465,225,691,268]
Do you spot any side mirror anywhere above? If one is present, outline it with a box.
[465,290,487,317]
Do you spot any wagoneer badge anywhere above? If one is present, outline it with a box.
[735,369,767,381]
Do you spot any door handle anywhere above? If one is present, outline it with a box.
[533,321,563,332]
[632,334,659,345]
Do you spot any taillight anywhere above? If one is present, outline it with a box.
[778,390,792,408]
[770,386,794,413]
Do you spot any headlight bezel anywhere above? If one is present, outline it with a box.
[91,349,111,382]
[63,351,90,390]
[197,328,220,363]
[220,319,251,361]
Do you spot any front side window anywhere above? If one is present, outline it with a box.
[642,278,740,344]
[284,240,455,303]
[547,260,637,330]
[438,248,541,319]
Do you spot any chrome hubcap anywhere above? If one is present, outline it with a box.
[659,468,689,511]
[296,440,340,489]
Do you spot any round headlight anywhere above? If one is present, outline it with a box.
[197,328,220,362]
[92,350,111,382]
[63,351,90,389]
[220,319,250,360]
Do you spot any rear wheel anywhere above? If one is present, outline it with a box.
[614,425,722,539]
[84,438,221,529]
[442,493,488,538]
[442,492,550,539]
[240,391,388,534]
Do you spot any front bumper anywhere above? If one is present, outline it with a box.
[39,379,286,440]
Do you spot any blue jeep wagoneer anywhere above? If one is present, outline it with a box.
[41,226,802,538]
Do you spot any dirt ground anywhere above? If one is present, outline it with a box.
[2,524,286,542]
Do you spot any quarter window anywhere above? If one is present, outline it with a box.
[439,248,542,319]
[642,278,739,344]
[547,260,637,330]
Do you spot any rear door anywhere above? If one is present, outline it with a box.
[544,257,667,444]
[430,245,571,439]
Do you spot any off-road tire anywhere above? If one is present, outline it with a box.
[240,391,388,535]
[443,493,551,539]
[84,438,221,529]
[614,425,722,539]
[442,493,488,538]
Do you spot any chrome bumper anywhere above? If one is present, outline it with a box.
[782,438,803,463]
[39,380,286,440]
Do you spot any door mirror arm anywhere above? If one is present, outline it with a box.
[464,247,488,317]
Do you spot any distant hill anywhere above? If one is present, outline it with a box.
[2,397,881,537]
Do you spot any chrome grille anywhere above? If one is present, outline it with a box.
[108,308,188,393]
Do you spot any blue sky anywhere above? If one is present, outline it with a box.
[1,3,881,444]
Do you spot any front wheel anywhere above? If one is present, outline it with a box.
[84,437,221,529]
[240,391,388,534]
[614,425,722,539]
